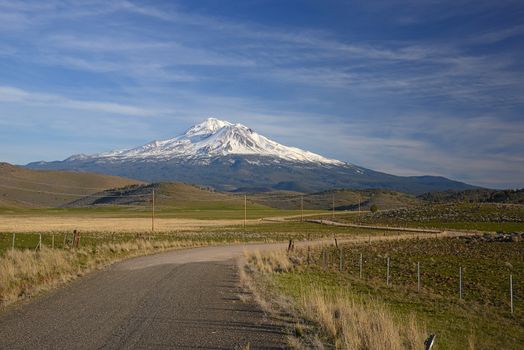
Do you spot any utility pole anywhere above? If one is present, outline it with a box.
[244,194,247,228]
[151,188,155,232]
[300,195,304,222]
[332,193,335,219]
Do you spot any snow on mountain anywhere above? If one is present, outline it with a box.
[27,117,477,194]
[76,118,345,165]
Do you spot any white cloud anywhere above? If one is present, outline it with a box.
[0,86,157,116]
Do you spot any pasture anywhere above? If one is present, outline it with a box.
[256,237,523,349]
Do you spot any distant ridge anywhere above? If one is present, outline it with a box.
[27,118,478,194]
[419,188,524,204]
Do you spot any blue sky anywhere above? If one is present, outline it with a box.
[0,0,523,188]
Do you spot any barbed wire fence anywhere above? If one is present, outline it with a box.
[302,241,520,316]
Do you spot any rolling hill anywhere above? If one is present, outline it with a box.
[65,182,259,210]
[0,162,143,208]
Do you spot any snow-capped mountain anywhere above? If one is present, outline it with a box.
[67,118,344,166]
[27,118,475,194]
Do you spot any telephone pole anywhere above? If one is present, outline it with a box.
[300,195,304,222]
[151,188,155,232]
[332,193,335,219]
[244,194,247,228]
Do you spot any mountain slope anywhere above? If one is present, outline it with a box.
[26,118,477,194]
[0,162,143,208]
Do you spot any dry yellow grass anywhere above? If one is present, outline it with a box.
[300,290,425,350]
[248,249,293,274]
[0,248,79,305]
[0,216,257,233]
[242,249,426,350]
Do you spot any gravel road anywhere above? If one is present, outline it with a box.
[0,243,292,350]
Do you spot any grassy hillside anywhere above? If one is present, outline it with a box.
[67,182,261,209]
[0,163,143,208]
[248,188,423,211]
[58,182,314,219]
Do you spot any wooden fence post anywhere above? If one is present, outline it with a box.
[387,257,390,286]
[359,253,363,279]
[72,230,80,248]
[510,274,514,314]
[11,233,15,250]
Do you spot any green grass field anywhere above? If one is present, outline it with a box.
[270,237,523,349]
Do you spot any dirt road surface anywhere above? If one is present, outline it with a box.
[0,243,293,349]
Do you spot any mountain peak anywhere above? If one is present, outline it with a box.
[185,118,233,139]
[67,118,345,165]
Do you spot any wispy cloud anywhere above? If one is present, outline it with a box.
[3,0,522,107]
[0,86,157,116]
[469,24,524,44]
